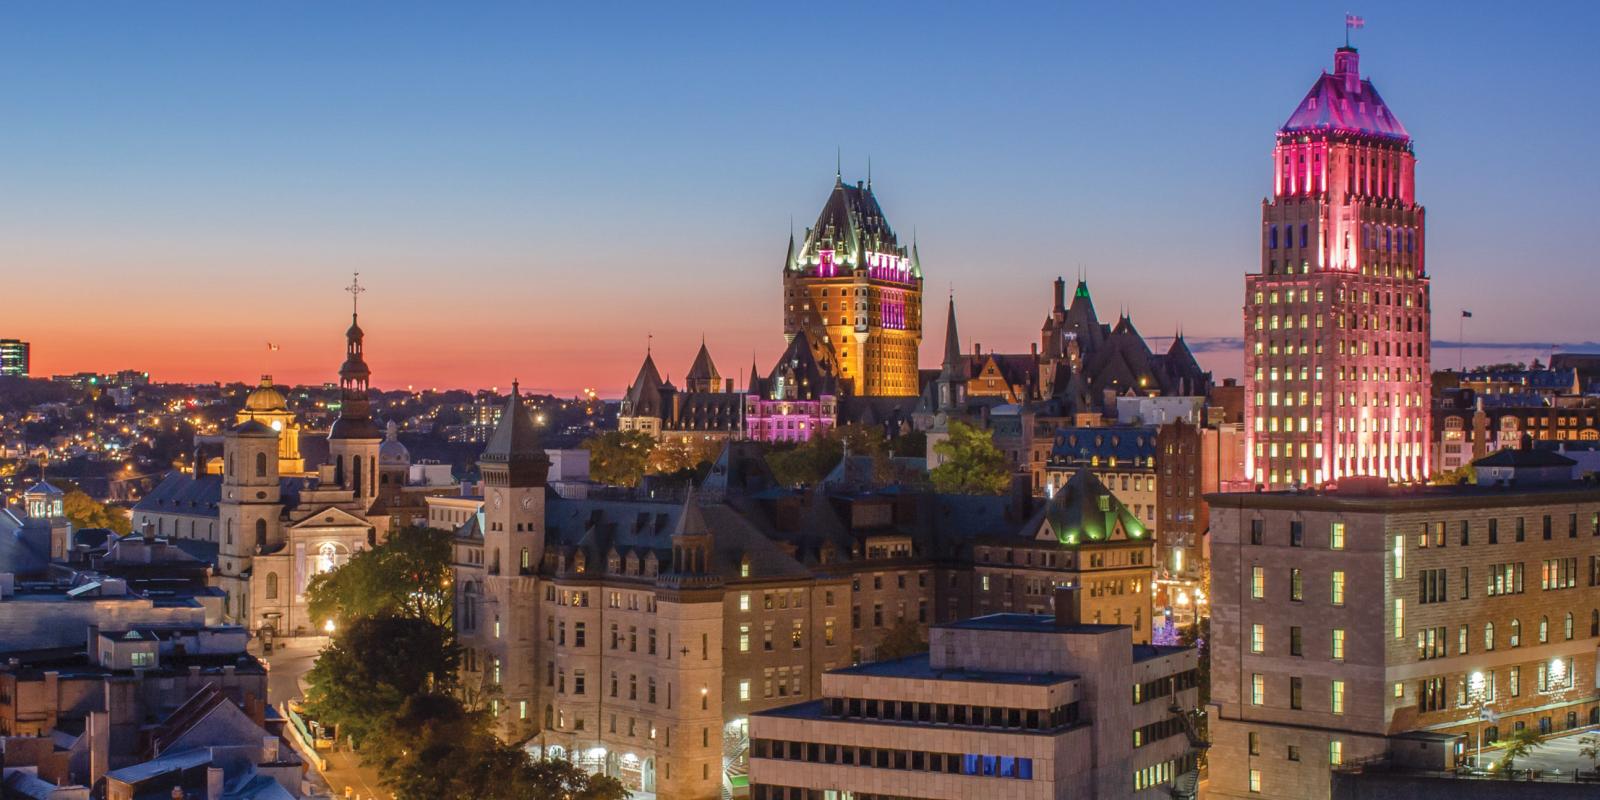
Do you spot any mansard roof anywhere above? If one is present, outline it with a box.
[1039,468,1149,546]
[1281,47,1410,142]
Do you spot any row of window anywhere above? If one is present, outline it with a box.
[1248,674,1346,714]
[821,696,1079,731]
[752,739,1035,780]
[1247,514,1600,551]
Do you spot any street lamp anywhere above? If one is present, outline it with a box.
[323,618,336,635]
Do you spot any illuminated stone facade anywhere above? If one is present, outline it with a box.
[1206,475,1600,799]
[783,175,923,398]
[1246,46,1431,489]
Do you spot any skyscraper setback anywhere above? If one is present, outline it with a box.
[1245,46,1431,489]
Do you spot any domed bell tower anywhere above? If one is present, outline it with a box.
[220,419,282,623]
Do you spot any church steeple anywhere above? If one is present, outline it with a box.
[941,294,962,378]
[330,273,379,441]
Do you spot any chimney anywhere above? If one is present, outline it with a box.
[142,521,156,543]
[1031,342,1038,356]
[1053,586,1083,627]
[972,343,981,357]
[1008,472,1034,521]
[1053,276,1066,312]
[206,765,224,800]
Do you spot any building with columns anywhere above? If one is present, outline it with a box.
[1245,45,1431,489]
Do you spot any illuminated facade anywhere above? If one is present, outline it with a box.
[235,375,306,476]
[133,302,392,636]
[745,330,838,443]
[783,174,923,397]
[1245,46,1431,489]
[0,338,29,377]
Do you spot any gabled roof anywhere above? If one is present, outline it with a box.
[1281,47,1409,142]
[1039,468,1148,546]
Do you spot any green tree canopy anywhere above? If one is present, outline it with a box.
[929,420,1011,495]
[872,618,928,662]
[62,490,132,534]
[305,526,453,629]
[1493,727,1545,774]
[582,429,655,487]
[370,692,627,800]
[303,614,459,748]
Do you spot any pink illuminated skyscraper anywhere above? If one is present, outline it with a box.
[1244,45,1431,488]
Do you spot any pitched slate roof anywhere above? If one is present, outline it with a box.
[134,473,223,517]
[479,384,544,464]
[1051,427,1158,466]
[686,342,720,385]
[796,177,907,269]
[1039,468,1148,545]
[1281,47,1409,142]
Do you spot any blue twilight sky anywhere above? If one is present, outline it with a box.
[1,1,1596,394]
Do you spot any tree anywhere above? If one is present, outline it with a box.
[1492,727,1544,775]
[1580,734,1600,773]
[305,526,453,629]
[369,693,626,800]
[582,430,655,487]
[1430,464,1474,486]
[61,490,132,534]
[302,614,458,748]
[929,420,1010,495]
[648,435,722,479]
[765,434,843,487]
[872,618,928,662]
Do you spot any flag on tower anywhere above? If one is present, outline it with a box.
[1346,14,1365,30]
[1461,310,1473,319]
[267,342,280,351]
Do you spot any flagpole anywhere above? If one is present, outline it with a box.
[1458,312,1465,372]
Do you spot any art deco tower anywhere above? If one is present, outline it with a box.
[1245,46,1431,488]
[782,173,923,397]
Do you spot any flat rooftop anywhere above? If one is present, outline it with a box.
[1207,480,1600,512]
[828,653,1078,686]
[935,612,1124,635]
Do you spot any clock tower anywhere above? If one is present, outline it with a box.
[478,381,549,576]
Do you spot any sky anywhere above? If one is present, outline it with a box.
[3,1,1597,396]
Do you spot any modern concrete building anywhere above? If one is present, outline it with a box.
[1206,457,1600,798]
[748,587,1201,799]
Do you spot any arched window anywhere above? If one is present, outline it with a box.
[255,451,267,477]
[520,547,531,573]
[1539,616,1549,644]
[1510,618,1521,647]
[225,519,233,546]
[1269,225,1279,249]
[254,518,267,550]
[1484,622,1495,651]
[352,457,363,499]
[265,572,279,600]
[227,454,234,477]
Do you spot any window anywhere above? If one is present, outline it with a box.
[1249,769,1262,793]
[1289,626,1302,657]
[1393,599,1404,640]
[739,680,750,701]
[1251,674,1265,705]
[1331,628,1346,660]
[1392,535,1404,579]
[1289,568,1303,601]
[1250,519,1264,545]
[1248,732,1260,755]
[1289,520,1304,547]
[1510,619,1521,647]
[1290,677,1303,709]
[265,572,279,600]
[1330,740,1343,765]
[1331,680,1345,714]
[1329,522,1345,550]
[1331,570,1346,605]
[1251,567,1265,599]
[1250,624,1265,654]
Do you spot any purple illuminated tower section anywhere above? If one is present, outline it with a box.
[1244,46,1431,488]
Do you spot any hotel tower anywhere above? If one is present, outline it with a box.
[1245,46,1431,488]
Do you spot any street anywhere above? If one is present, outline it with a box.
[262,636,392,800]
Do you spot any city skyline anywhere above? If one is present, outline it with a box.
[4,2,1597,394]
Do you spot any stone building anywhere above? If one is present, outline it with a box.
[1245,45,1432,489]
[449,388,1160,797]
[1205,458,1600,798]
[749,587,1202,799]
[782,173,923,398]
[132,303,393,636]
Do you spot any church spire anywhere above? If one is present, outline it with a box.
[941,294,962,376]
[330,272,379,441]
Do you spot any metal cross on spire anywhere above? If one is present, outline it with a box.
[345,271,365,315]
